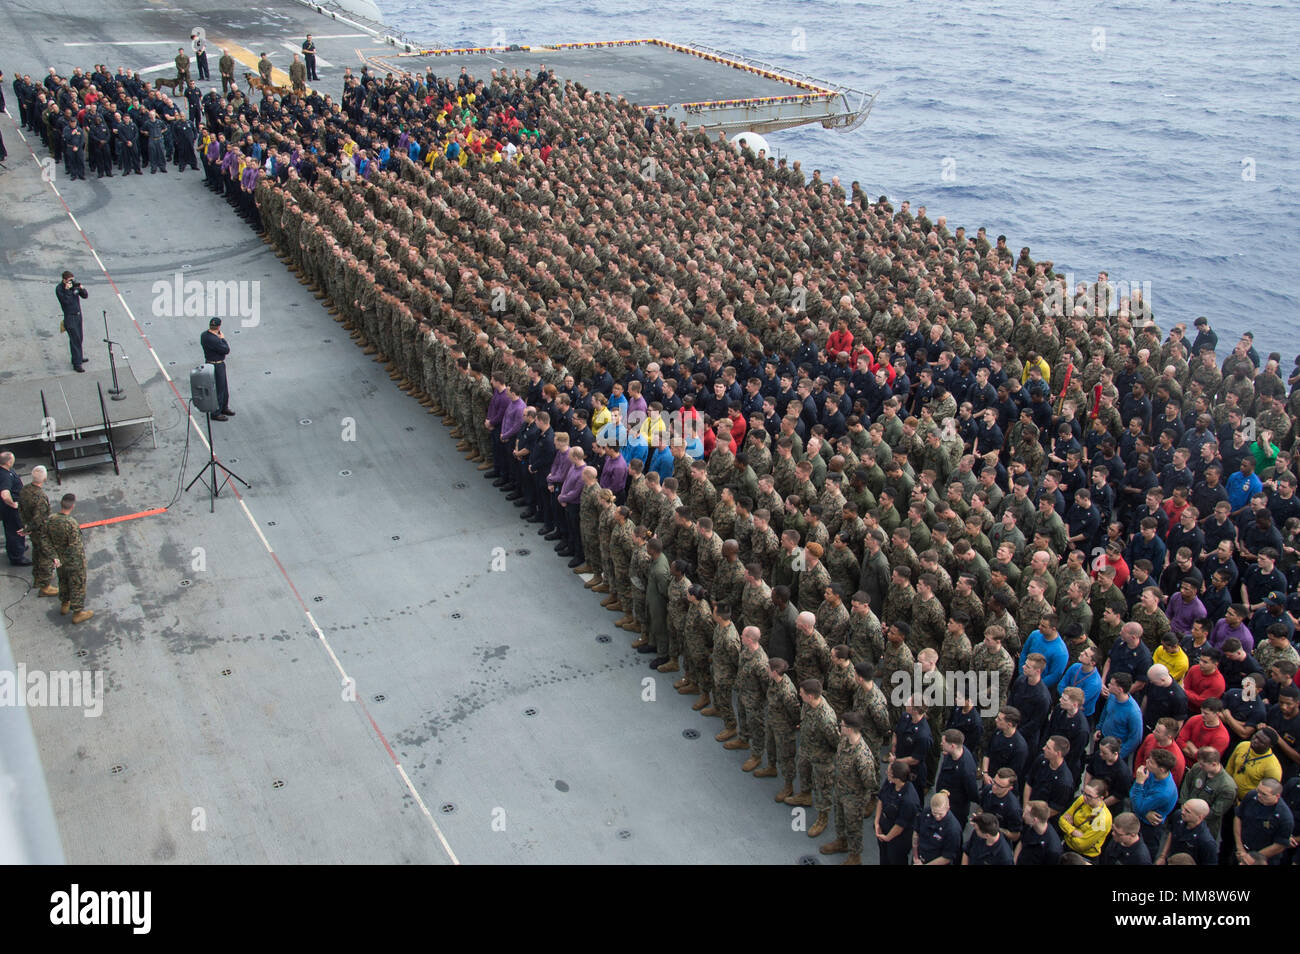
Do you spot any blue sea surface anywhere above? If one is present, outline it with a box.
[377,0,1299,356]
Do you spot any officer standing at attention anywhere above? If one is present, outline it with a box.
[174,46,191,85]
[61,116,86,181]
[17,464,59,594]
[47,492,93,624]
[56,270,88,372]
[218,49,236,95]
[201,318,234,420]
[191,33,210,80]
[0,452,30,566]
[302,35,318,82]
[144,110,168,173]
[288,54,306,95]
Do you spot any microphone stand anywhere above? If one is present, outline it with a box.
[102,309,126,400]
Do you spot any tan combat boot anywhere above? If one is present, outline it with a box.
[591,582,611,594]
[753,764,778,778]
[692,691,710,712]
[807,812,829,838]
[741,755,761,772]
[61,602,71,616]
[583,574,603,589]
[629,635,649,648]
[841,854,861,866]
[71,610,94,624]
[723,736,747,750]
[819,837,848,855]
[774,782,793,802]
[785,790,812,807]
[699,705,720,717]
[39,584,59,597]
[656,657,679,673]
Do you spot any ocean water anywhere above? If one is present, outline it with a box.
[377,0,1299,357]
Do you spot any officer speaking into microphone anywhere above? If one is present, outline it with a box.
[200,317,235,420]
[56,270,89,372]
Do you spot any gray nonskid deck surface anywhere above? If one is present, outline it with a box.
[389,44,813,106]
[0,0,875,864]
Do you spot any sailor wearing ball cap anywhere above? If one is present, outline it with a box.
[201,316,235,420]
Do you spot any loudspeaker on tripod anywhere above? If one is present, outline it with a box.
[190,364,219,414]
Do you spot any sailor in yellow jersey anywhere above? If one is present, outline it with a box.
[1226,728,1283,800]
[1057,778,1112,858]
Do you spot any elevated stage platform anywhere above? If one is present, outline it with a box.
[0,365,153,445]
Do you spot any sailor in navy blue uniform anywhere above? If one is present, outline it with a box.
[963,812,1014,865]
[56,270,88,371]
[1157,798,1218,865]
[1235,778,1294,865]
[913,793,963,864]
[200,317,234,420]
[874,761,920,866]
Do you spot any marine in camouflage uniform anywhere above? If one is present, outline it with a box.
[579,479,604,576]
[824,652,858,718]
[1017,592,1051,644]
[825,537,861,592]
[471,370,494,461]
[750,522,781,578]
[596,495,619,591]
[1128,602,1172,651]
[712,543,747,613]
[881,578,915,630]
[816,592,852,648]
[823,717,878,862]
[667,564,693,672]
[46,503,89,619]
[970,633,1016,732]
[847,598,885,665]
[794,690,840,830]
[684,592,715,703]
[949,583,987,639]
[735,631,770,767]
[626,471,651,526]
[852,673,893,757]
[797,549,831,614]
[937,621,974,674]
[761,665,801,793]
[609,514,636,620]
[877,629,916,722]
[740,570,773,646]
[711,494,737,541]
[695,526,723,587]
[17,477,56,592]
[708,610,743,734]
[627,532,652,637]
[687,469,718,521]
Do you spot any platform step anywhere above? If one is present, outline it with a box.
[53,434,111,453]
[56,452,116,471]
